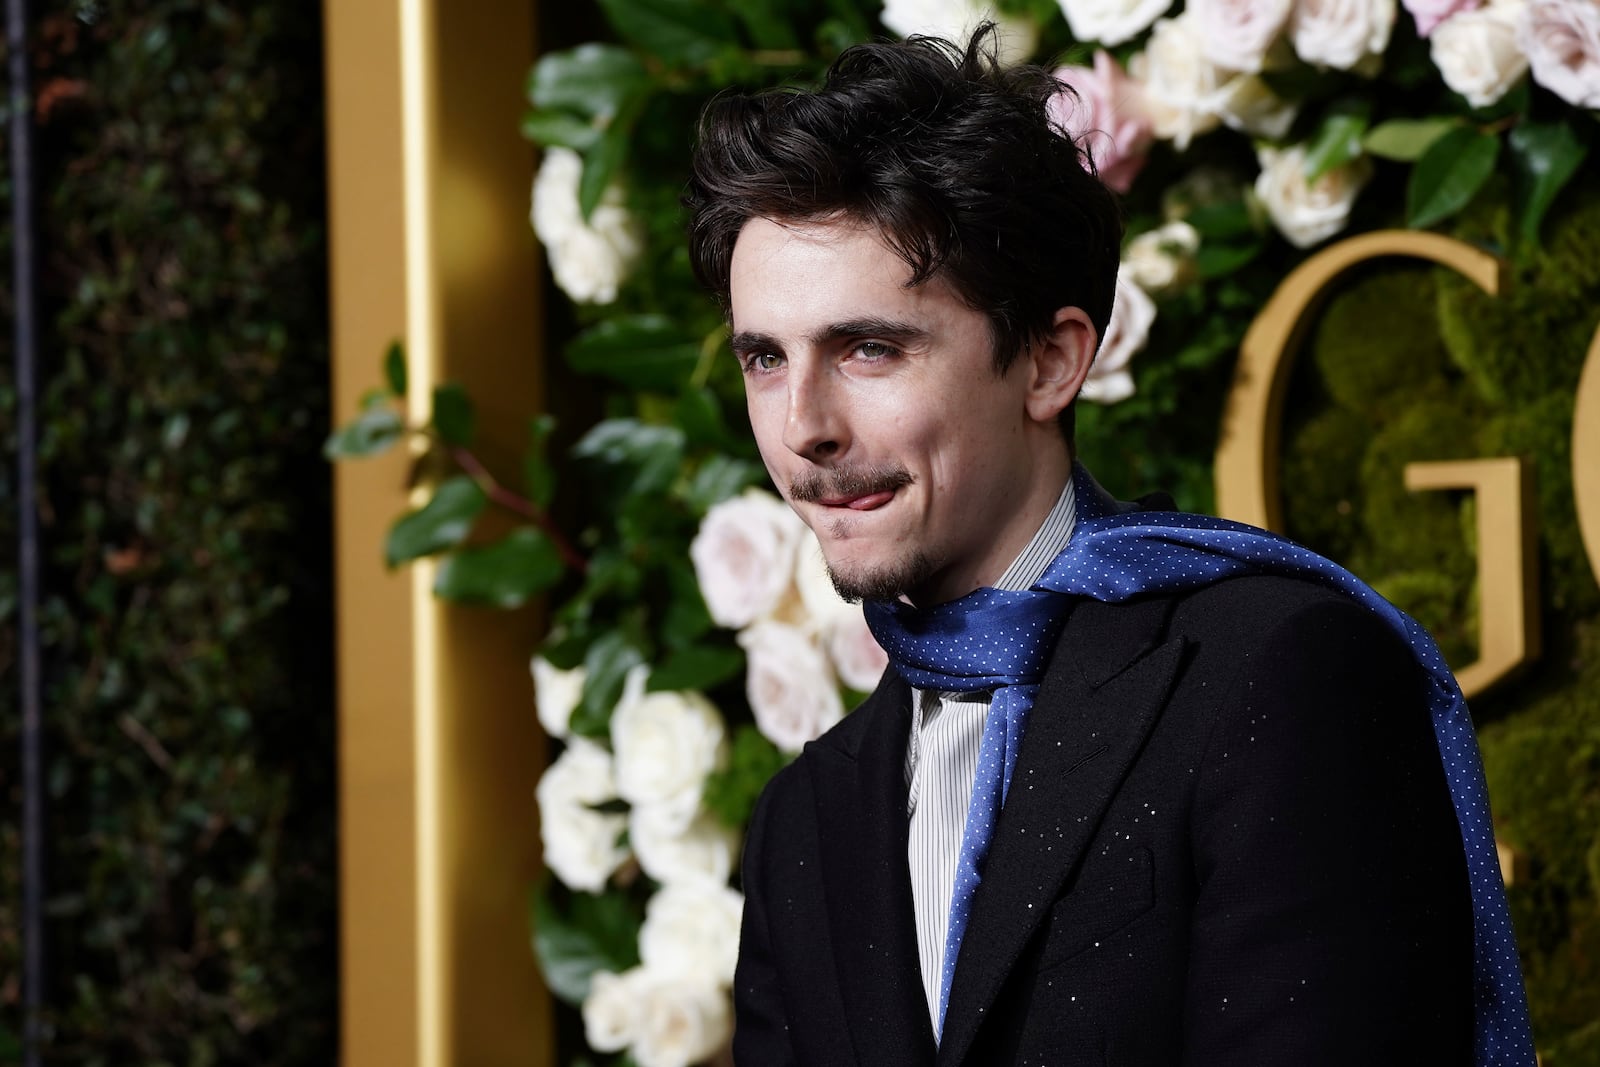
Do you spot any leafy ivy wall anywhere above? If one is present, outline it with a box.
[0,2,336,1062]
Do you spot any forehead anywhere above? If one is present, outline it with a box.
[728,217,959,332]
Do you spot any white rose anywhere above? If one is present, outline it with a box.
[1254,144,1374,248]
[583,968,647,1052]
[611,686,726,832]
[1189,0,1295,71]
[639,883,745,987]
[1290,0,1397,69]
[531,656,585,739]
[1130,15,1227,149]
[1056,0,1175,46]
[536,739,629,892]
[1082,272,1155,404]
[632,807,740,888]
[1432,2,1530,106]
[1122,220,1201,295]
[881,0,1041,64]
[691,489,807,629]
[1211,72,1299,137]
[791,535,890,690]
[827,607,890,692]
[529,147,644,305]
[1517,0,1600,108]
[738,621,846,752]
[632,973,734,1067]
[794,533,850,625]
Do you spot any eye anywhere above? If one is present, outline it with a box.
[854,340,899,360]
[742,351,784,374]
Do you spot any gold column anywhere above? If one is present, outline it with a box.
[325,2,552,1065]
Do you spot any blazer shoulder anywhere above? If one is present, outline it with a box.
[1166,572,1400,651]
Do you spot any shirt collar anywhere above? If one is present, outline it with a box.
[992,477,1077,593]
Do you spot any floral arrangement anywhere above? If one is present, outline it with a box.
[326,0,1598,1062]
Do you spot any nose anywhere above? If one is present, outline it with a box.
[781,363,844,461]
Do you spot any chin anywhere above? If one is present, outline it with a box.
[824,549,934,604]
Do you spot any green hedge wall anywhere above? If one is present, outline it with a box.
[0,2,336,1062]
[1284,176,1600,1063]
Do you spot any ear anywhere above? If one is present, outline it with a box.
[1022,305,1098,424]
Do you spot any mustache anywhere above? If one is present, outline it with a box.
[787,464,914,504]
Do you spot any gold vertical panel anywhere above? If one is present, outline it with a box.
[1575,326,1600,583]
[326,1,552,1065]
[1404,458,1540,698]
[1215,231,1504,531]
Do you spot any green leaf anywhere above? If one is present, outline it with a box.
[523,414,558,510]
[431,383,475,446]
[323,405,403,459]
[703,725,793,829]
[1183,201,1256,241]
[531,884,642,1005]
[647,644,744,692]
[1302,101,1371,183]
[680,454,764,515]
[384,341,407,396]
[527,44,649,122]
[432,528,564,608]
[597,0,740,67]
[521,109,602,151]
[573,418,686,499]
[1508,119,1589,247]
[571,630,647,738]
[660,560,714,648]
[578,106,640,222]
[1194,241,1264,279]
[384,476,486,566]
[1364,117,1457,162]
[566,316,702,391]
[725,0,799,48]
[674,387,737,449]
[1407,127,1501,229]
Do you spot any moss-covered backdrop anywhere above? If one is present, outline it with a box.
[0,1,335,1062]
[1281,183,1600,1061]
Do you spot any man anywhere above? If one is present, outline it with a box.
[684,28,1532,1066]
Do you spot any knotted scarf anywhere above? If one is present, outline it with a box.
[863,465,1533,1064]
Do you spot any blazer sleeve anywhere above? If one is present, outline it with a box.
[1180,595,1474,1065]
[733,779,799,1067]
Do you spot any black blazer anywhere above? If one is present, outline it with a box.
[733,511,1474,1065]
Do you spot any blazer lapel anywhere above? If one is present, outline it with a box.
[812,672,939,1067]
[937,596,1187,1067]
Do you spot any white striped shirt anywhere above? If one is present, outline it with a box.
[904,477,1078,1031]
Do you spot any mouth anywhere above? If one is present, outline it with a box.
[817,490,896,511]
[789,464,913,514]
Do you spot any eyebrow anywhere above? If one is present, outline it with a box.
[729,317,930,354]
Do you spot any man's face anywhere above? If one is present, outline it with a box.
[729,216,1070,606]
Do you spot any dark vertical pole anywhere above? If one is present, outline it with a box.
[6,0,43,1063]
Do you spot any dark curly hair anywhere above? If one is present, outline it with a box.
[685,25,1123,440]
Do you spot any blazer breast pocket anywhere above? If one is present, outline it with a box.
[1037,845,1156,972]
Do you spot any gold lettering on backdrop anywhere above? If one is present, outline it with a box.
[1575,326,1600,583]
[1214,231,1528,700]
[1215,231,1504,530]
[1403,458,1540,696]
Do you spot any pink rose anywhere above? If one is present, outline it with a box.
[1403,0,1482,36]
[1518,0,1600,108]
[1050,52,1155,193]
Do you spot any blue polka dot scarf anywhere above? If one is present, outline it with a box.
[863,465,1534,1064]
